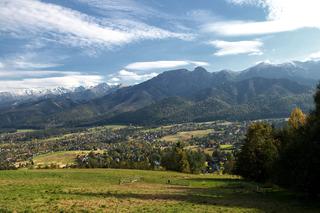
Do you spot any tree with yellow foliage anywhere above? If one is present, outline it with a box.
[288,107,306,129]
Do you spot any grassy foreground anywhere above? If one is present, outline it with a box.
[0,169,318,213]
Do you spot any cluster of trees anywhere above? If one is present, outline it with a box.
[75,141,161,170]
[161,142,207,173]
[235,85,320,196]
[76,142,207,174]
[0,154,16,170]
[0,161,15,170]
[211,146,235,174]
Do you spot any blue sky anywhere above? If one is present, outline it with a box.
[1,0,320,91]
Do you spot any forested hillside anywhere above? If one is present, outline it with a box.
[0,67,315,128]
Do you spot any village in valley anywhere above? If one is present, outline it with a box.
[0,118,286,172]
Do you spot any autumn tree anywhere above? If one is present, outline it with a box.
[288,107,306,129]
[276,84,320,197]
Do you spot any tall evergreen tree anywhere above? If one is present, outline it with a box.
[235,122,279,182]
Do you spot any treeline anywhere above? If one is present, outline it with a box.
[0,128,84,143]
[0,156,16,170]
[75,142,207,174]
[235,84,320,197]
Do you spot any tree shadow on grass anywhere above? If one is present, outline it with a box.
[52,179,320,212]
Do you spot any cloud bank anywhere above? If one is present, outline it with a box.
[125,60,209,71]
[204,0,320,36]
[0,74,104,92]
[0,0,191,49]
[108,69,158,85]
[210,40,263,56]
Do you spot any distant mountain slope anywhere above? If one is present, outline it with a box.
[238,61,320,86]
[0,63,317,128]
[47,67,237,125]
[0,83,121,128]
[50,69,314,127]
[106,78,313,125]
[0,83,121,109]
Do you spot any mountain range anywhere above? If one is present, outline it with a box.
[0,83,121,109]
[0,60,319,129]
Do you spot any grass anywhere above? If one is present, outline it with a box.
[0,169,318,212]
[16,129,36,133]
[204,147,214,155]
[220,144,234,150]
[89,125,128,131]
[161,129,213,142]
[33,151,91,167]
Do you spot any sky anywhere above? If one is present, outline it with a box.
[1,0,320,92]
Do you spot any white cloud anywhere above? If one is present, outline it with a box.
[186,10,218,23]
[305,51,320,61]
[0,74,104,92]
[0,0,191,49]
[11,61,60,70]
[109,77,120,82]
[209,40,263,56]
[108,60,209,85]
[227,0,265,6]
[118,69,158,81]
[0,51,103,91]
[205,0,320,36]
[107,60,209,85]
[0,50,102,92]
[254,59,272,65]
[107,69,158,85]
[0,70,81,79]
[0,52,62,70]
[76,0,159,18]
[204,20,301,36]
[125,60,209,71]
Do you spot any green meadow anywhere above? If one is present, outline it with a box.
[0,169,318,212]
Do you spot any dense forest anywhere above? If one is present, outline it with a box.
[235,85,320,196]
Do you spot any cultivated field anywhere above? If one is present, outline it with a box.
[0,169,318,212]
[32,151,90,168]
[161,129,213,142]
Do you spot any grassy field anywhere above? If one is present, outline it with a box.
[33,151,91,167]
[16,129,36,133]
[33,151,106,168]
[220,144,233,150]
[89,125,128,131]
[0,169,318,212]
[161,129,213,142]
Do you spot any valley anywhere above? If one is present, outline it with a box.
[2,1,320,211]
[0,63,319,212]
[0,119,284,171]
